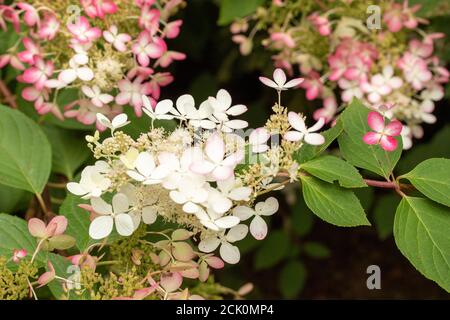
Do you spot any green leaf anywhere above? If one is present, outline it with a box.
[43,126,90,180]
[60,193,122,251]
[338,99,402,179]
[373,194,399,240]
[254,231,290,270]
[0,214,45,267]
[291,197,314,237]
[300,175,370,227]
[397,125,450,173]
[401,158,450,207]
[0,25,19,54]
[303,242,331,259]
[409,0,450,17]
[218,0,264,25]
[0,106,52,193]
[301,155,366,188]
[0,184,31,213]
[295,119,343,164]
[278,260,307,298]
[394,197,450,292]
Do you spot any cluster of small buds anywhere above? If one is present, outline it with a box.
[230,0,449,149]
[66,69,325,297]
[0,0,186,129]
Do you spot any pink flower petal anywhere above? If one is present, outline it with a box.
[380,135,398,152]
[367,111,385,133]
[28,218,47,238]
[384,120,402,136]
[363,132,381,145]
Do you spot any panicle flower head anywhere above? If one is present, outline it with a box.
[0,0,186,128]
[66,75,324,294]
[231,0,448,149]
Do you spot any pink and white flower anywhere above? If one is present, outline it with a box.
[81,0,117,19]
[37,13,60,40]
[233,197,278,240]
[198,224,248,264]
[17,37,40,64]
[17,2,39,27]
[132,31,167,67]
[12,249,27,263]
[115,77,152,116]
[190,133,243,181]
[22,58,54,90]
[259,68,303,91]
[208,89,248,132]
[363,111,402,152]
[67,16,101,44]
[103,25,131,52]
[82,85,114,107]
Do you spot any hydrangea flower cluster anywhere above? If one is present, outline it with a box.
[64,69,325,297]
[230,0,449,149]
[0,0,186,129]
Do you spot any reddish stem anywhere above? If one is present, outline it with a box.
[364,179,397,189]
[0,80,17,109]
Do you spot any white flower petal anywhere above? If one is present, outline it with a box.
[112,193,129,214]
[227,104,247,116]
[259,77,278,89]
[66,182,86,196]
[249,215,268,240]
[228,187,252,201]
[114,214,134,236]
[214,216,240,229]
[288,112,307,132]
[257,197,279,216]
[220,242,240,264]
[111,113,129,128]
[89,216,114,239]
[304,133,325,145]
[136,152,156,177]
[155,99,173,115]
[232,206,255,221]
[142,206,157,224]
[91,197,113,215]
[284,131,304,141]
[198,237,221,253]
[273,68,287,86]
[226,224,248,242]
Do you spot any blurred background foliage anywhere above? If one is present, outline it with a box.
[0,0,449,298]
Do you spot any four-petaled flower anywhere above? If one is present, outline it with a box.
[363,111,402,151]
[89,193,135,239]
[233,197,279,240]
[259,68,304,91]
[284,112,325,145]
[198,224,248,264]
